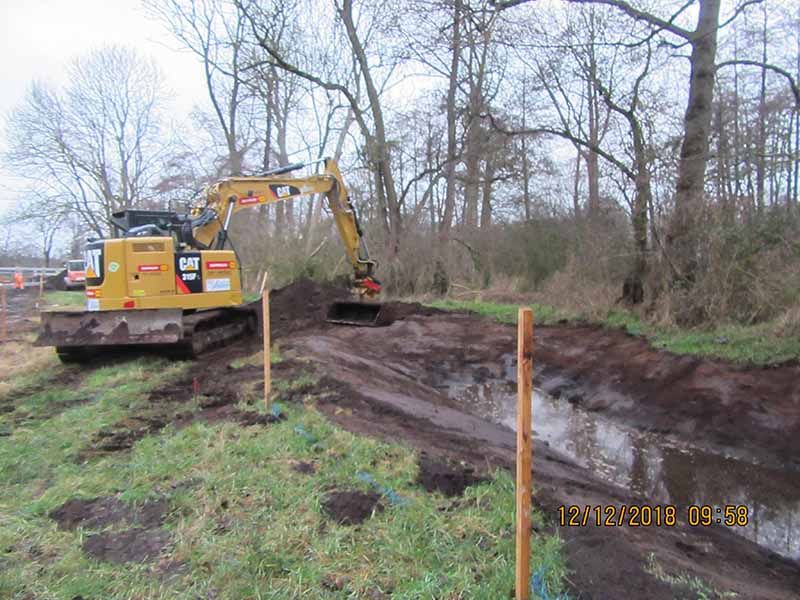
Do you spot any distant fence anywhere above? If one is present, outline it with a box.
[0,267,64,286]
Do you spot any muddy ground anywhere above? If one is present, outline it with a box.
[267,280,800,599]
[7,281,800,598]
[1,286,44,338]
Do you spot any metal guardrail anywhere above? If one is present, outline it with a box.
[0,267,63,276]
[0,267,65,287]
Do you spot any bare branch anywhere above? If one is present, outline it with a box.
[716,59,800,108]
[493,0,692,39]
[480,111,636,179]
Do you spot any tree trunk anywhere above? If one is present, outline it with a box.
[622,118,651,305]
[480,159,494,229]
[341,0,401,257]
[755,2,768,212]
[586,57,601,219]
[463,111,481,229]
[666,0,722,284]
[440,0,461,238]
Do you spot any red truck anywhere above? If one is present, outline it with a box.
[63,260,86,290]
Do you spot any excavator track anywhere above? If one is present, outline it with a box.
[176,305,259,358]
[39,302,261,363]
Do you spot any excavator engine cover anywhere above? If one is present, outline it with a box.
[326,301,389,327]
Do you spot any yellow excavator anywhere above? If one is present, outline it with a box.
[37,158,386,362]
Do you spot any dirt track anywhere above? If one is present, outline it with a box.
[266,280,800,599]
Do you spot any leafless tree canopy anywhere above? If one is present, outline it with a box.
[3,0,799,326]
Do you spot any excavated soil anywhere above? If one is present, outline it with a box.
[50,495,171,564]
[82,528,171,564]
[49,496,168,531]
[416,454,485,496]
[291,460,317,474]
[267,279,800,600]
[13,279,800,597]
[321,489,384,525]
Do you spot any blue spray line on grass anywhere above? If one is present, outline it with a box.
[270,403,283,419]
[356,471,408,506]
[531,566,570,600]
[293,424,318,444]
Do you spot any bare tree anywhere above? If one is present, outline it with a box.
[147,0,254,175]
[4,46,169,235]
[238,0,406,257]
[1,195,68,267]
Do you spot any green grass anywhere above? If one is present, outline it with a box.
[0,354,569,599]
[603,310,800,365]
[645,553,736,599]
[428,298,567,326]
[43,290,85,307]
[429,298,800,365]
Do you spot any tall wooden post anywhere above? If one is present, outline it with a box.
[261,275,271,410]
[516,307,534,600]
[1,285,7,342]
[39,273,44,300]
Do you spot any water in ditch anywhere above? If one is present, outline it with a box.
[434,354,800,562]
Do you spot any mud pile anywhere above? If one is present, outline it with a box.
[50,495,171,564]
[269,278,349,338]
[321,489,383,525]
[267,278,442,338]
[416,455,485,497]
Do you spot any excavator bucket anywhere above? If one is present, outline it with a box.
[326,301,389,327]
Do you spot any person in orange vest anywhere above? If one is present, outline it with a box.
[13,271,24,291]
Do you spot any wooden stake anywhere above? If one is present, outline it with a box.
[516,307,534,600]
[39,273,44,299]
[262,280,271,411]
[1,286,7,342]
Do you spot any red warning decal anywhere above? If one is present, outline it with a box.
[206,261,234,270]
[238,195,265,206]
[138,264,163,272]
[175,274,191,294]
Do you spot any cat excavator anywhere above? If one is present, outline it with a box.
[36,158,386,362]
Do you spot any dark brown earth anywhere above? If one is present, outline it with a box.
[49,495,172,564]
[291,460,317,474]
[266,279,800,600]
[49,496,168,530]
[82,528,171,564]
[12,279,800,597]
[321,489,384,525]
[534,325,800,467]
[80,356,282,458]
[416,454,485,497]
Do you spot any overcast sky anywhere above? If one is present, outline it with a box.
[0,0,209,213]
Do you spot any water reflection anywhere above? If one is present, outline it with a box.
[436,355,800,561]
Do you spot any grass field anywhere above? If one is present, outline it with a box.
[0,353,568,599]
[42,290,86,307]
[429,298,800,366]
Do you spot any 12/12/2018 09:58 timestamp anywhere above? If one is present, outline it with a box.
[558,504,750,528]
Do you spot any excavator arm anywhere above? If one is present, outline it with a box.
[190,158,380,298]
